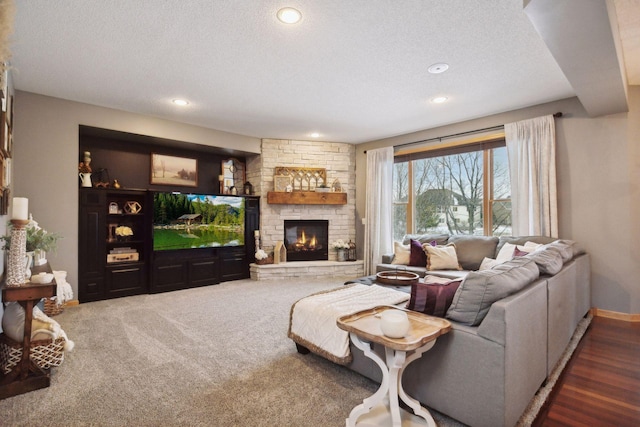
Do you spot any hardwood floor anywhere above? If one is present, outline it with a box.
[534,316,640,426]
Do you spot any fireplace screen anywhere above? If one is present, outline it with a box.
[284,220,329,262]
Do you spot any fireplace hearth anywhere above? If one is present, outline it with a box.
[284,220,329,262]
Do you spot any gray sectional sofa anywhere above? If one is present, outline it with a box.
[346,234,591,427]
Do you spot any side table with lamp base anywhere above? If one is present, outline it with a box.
[0,210,58,399]
[337,305,451,426]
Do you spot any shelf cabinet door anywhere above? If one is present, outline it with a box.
[151,259,188,293]
[189,257,220,287]
[220,247,247,281]
[79,190,106,302]
[105,264,147,298]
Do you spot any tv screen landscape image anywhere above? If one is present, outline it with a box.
[153,193,245,251]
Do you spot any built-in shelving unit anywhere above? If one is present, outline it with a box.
[78,188,152,302]
[266,191,347,205]
[78,126,261,303]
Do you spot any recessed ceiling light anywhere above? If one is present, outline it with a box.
[172,99,189,106]
[428,63,449,74]
[277,7,302,24]
[431,96,448,104]
[310,132,320,138]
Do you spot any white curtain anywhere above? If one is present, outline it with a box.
[505,115,558,237]
[364,147,394,275]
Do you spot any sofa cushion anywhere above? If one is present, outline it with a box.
[446,257,540,326]
[547,240,574,262]
[406,276,462,317]
[448,235,499,270]
[424,244,462,271]
[391,241,411,265]
[524,246,564,275]
[409,239,428,267]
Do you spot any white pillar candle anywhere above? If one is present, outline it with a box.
[12,197,28,220]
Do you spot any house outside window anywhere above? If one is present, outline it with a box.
[392,137,511,241]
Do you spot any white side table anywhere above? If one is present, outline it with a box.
[337,305,451,427]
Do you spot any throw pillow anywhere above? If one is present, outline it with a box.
[406,275,462,317]
[446,257,540,326]
[495,242,517,263]
[513,247,529,257]
[479,257,500,271]
[423,243,462,271]
[496,241,541,263]
[409,239,428,267]
[391,241,411,265]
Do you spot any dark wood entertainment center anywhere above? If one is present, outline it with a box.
[77,126,259,303]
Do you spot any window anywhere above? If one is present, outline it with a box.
[392,139,511,241]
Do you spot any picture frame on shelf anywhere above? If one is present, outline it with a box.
[274,175,292,192]
[150,153,198,187]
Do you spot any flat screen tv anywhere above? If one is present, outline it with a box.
[153,192,245,251]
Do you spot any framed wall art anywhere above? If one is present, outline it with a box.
[150,153,198,187]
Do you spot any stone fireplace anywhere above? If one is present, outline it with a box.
[284,220,329,261]
[247,138,364,279]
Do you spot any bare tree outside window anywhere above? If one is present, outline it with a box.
[392,162,409,241]
[393,145,511,239]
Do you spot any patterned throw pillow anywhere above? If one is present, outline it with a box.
[407,275,463,317]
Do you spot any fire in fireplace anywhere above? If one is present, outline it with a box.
[284,220,329,262]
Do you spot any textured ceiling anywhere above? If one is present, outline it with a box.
[7,0,638,144]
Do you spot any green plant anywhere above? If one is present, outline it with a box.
[1,219,61,253]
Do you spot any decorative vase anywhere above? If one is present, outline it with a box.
[79,172,92,187]
[6,223,28,287]
[337,249,346,262]
[25,251,34,281]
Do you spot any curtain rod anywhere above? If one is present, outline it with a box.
[364,112,562,153]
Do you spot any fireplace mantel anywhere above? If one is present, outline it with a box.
[267,191,347,205]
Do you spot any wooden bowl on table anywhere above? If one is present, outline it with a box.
[375,270,420,286]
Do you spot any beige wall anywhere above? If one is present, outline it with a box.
[357,87,640,314]
[12,91,261,298]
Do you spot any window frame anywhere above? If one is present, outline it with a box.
[393,132,510,237]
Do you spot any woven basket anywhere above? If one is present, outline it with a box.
[44,297,65,316]
[255,255,274,265]
[0,333,65,374]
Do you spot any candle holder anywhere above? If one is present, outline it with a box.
[6,219,29,287]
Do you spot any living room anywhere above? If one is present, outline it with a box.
[0,1,639,426]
